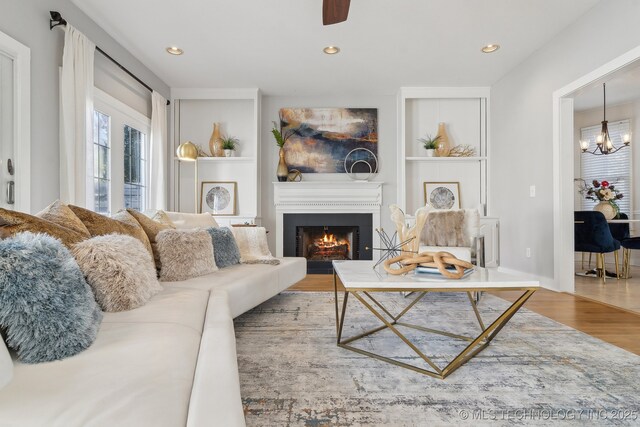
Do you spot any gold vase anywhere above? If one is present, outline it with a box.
[277,148,289,182]
[209,123,224,157]
[435,122,451,157]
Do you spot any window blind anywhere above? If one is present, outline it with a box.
[579,119,632,214]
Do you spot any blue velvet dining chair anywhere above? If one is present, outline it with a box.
[621,236,640,279]
[574,211,621,281]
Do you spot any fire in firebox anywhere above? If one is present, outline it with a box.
[308,231,351,261]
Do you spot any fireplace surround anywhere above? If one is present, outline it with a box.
[273,181,383,268]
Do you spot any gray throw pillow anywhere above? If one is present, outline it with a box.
[206,227,241,268]
[0,232,103,363]
[72,234,162,312]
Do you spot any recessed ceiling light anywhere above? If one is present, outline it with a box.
[166,46,184,55]
[323,46,340,55]
[481,44,500,53]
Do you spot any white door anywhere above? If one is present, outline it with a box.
[0,52,14,210]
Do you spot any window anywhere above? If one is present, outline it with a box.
[579,120,632,214]
[124,125,146,211]
[90,89,151,214]
[93,110,111,214]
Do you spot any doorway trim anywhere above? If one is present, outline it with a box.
[0,30,30,213]
[553,45,640,293]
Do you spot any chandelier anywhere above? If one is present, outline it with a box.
[579,83,631,155]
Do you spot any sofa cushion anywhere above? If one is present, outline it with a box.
[68,205,153,257]
[72,234,161,312]
[0,323,202,426]
[164,211,219,229]
[0,208,87,248]
[0,334,11,390]
[101,287,210,333]
[168,257,306,318]
[36,200,90,237]
[0,232,102,363]
[207,227,241,268]
[157,229,218,281]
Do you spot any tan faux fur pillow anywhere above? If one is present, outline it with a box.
[421,210,477,247]
[72,234,161,312]
[156,229,218,281]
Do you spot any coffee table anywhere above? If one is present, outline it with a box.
[332,260,539,379]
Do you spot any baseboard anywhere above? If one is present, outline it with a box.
[496,266,556,290]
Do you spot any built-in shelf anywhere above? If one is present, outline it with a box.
[405,156,487,162]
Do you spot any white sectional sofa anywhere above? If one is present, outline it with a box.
[0,257,306,427]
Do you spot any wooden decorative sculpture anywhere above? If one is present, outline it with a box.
[383,251,474,279]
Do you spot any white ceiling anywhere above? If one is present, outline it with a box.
[573,60,640,111]
[71,0,600,95]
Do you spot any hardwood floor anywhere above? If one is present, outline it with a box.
[288,274,640,356]
[574,261,640,313]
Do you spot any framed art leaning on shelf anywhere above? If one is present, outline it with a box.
[200,181,237,215]
[424,182,460,210]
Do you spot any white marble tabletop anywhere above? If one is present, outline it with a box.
[332,260,540,291]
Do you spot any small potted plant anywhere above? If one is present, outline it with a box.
[418,134,441,157]
[221,136,239,157]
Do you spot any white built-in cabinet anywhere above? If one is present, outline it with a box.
[398,87,499,267]
[398,87,490,214]
[170,89,261,226]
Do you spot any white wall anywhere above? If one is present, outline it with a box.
[491,0,640,286]
[260,95,397,251]
[0,0,169,212]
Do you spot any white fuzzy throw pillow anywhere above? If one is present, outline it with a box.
[156,229,218,281]
[231,227,280,265]
[72,234,162,312]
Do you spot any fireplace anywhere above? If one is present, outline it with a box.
[283,213,372,274]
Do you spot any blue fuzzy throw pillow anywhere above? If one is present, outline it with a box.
[207,227,241,268]
[0,232,103,363]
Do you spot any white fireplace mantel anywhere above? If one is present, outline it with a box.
[273,181,383,257]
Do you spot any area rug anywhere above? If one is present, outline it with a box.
[234,292,640,426]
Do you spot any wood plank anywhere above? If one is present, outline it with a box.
[288,274,640,355]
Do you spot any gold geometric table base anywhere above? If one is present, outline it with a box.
[333,271,536,380]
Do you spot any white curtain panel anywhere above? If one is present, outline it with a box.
[149,91,168,210]
[60,25,95,206]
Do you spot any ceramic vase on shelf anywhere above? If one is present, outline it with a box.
[425,149,435,157]
[593,201,618,220]
[435,122,451,157]
[209,123,224,157]
[276,148,289,182]
[224,149,234,157]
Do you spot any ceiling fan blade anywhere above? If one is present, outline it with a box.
[323,0,351,25]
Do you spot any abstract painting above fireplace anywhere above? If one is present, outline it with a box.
[283,213,373,274]
[279,108,378,173]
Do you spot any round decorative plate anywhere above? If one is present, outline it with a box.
[206,186,231,211]
[429,187,456,209]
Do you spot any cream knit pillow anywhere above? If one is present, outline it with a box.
[156,229,218,281]
[231,227,280,265]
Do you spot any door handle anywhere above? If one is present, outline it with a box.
[7,181,14,205]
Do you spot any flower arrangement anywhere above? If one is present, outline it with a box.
[583,180,623,202]
[580,179,623,217]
